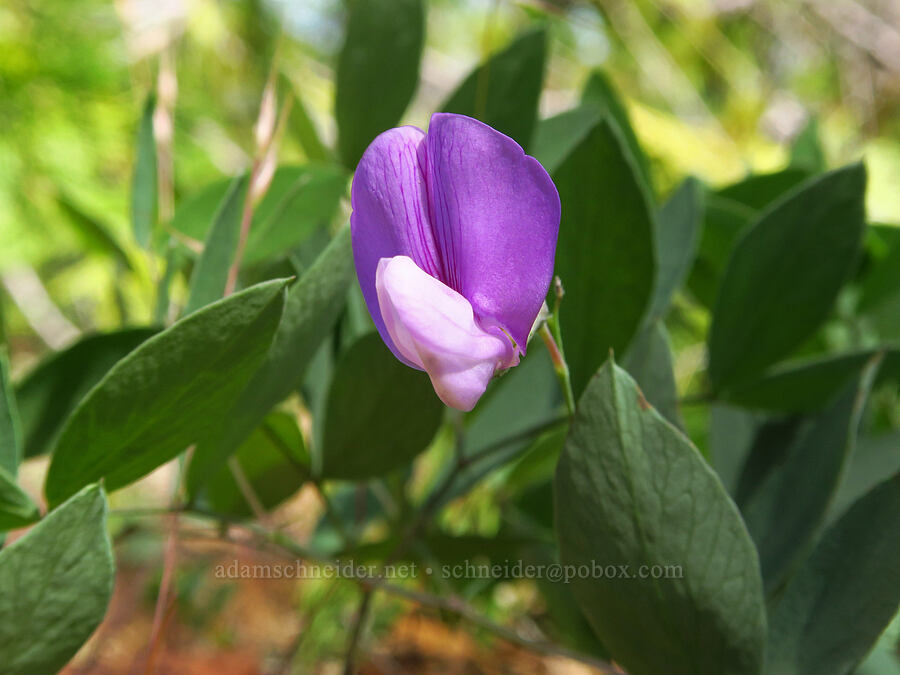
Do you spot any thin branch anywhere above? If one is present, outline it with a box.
[342,589,374,675]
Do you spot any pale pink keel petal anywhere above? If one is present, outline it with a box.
[375,256,518,411]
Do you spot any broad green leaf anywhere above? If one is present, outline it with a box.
[856,613,900,675]
[0,484,114,675]
[0,465,39,531]
[440,29,546,149]
[0,351,20,473]
[335,0,424,168]
[723,349,900,413]
[708,164,867,390]
[131,94,157,248]
[623,321,682,429]
[186,228,355,495]
[828,431,900,524]
[553,117,655,397]
[789,117,826,173]
[766,472,900,675]
[554,360,765,675]
[648,178,703,321]
[739,357,879,593]
[197,412,309,518]
[531,105,602,174]
[45,279,288,505]
[171,166,346,266]
[15,328,157,458]
[581,70,653,193]
[184,175,247,315]
[320,332,443,480]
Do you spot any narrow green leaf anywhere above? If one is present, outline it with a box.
[623,321,682,429]
[440,29,546,149]
[716,168,812,212]
[171,166,346,265]
[0,484,114,675]
[335,0,424,168]
[552,118,656,397]
[57,195,134,271]
[45,280,288,505]
[280,72,330,163]
[131,94,157,248]
[184,175,247,315]
[320,332,443,480]
[828,431,900,524]
[15,328,158,458]
[789,117,826,173]
[710,405,763,498]
[196,412,309,518]
[554,359,766,675]
[766,472,900,675]
[860,226,900,313]
[243,166,347,266]
[709,164,867,389]
[648,178,703,320]
[581,70,653,193]
[739,357,879,593]
[186,228,355,496]
[531,105,602,175]
[723,349,900,413]
[0,465,39,531]
[0,351,21,473]
[686,193,754,308]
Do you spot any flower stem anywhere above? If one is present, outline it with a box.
[540,323,576,416]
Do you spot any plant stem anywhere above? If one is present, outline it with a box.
[540,323,576,416]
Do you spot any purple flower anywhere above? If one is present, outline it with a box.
[350,113,561,411]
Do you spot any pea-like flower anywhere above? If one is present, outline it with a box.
[351,113,560,411]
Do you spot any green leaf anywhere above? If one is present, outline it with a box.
[0,465,39,531]
[131,94,157,248]
[280,72,330,163]
[766,471,900,675]
[440,29,546,149]
[243,166,347,266]
[0,350,21,473]
[860,225,900,313]
[623,321,682,429]
[708,164,867,390]
[320,332,443,480]
[648,178,703,321]
[789,117,826,173]
[723,349,900,413]
[335,0,424,168]
[184,174,247,315]
[710,405,764,498]
[554,359,766,675]
[57,195,134,271]
[686,193,754,308]
[581,70,653,193]
[15,328,157,458]
[552,118,656,397]
[186,228,355,496]
[171,166,346,266]
[44,280,288,505]
[716,168,812,212]
[197,412,309,518]
[739,356,879,593]
[828,431,900,524]
[531,105,602,174]
[0,484,114,675]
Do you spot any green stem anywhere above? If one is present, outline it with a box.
[540,321,576,416]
